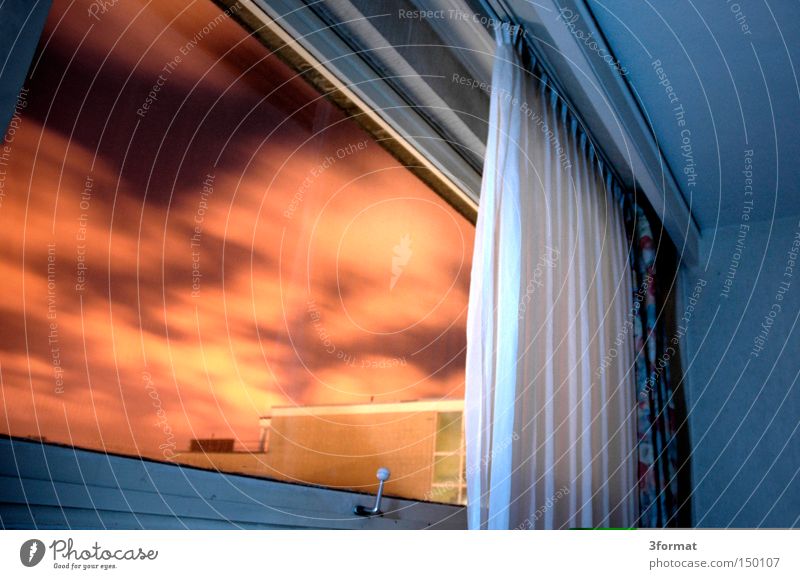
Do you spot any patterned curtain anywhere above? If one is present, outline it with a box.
[621,197,680,527]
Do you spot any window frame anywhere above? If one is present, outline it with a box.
[217,0,480,224]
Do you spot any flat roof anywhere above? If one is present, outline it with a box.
[262,399,464,418]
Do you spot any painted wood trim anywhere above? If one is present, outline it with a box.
[0,437,466,530]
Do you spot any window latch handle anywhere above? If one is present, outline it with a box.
[353,467,391,516]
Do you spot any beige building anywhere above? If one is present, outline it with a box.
[176,400,466,504]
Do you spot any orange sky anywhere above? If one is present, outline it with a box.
[0,0,474,459]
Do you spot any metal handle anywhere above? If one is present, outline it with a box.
[353,467,391,516]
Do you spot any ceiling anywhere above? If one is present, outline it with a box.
[587,0,800,230]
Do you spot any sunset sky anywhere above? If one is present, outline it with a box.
[0,0,474,460]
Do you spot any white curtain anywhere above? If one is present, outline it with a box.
[465,27,637,530]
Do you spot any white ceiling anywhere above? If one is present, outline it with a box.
[587,0,800,230]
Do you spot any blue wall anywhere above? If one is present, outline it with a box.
[680,215,800,527]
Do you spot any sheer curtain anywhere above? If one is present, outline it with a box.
[465,27,637,529]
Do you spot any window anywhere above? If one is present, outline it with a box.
[0,0,473,504]
[430,411,467,504]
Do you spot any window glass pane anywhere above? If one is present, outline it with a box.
[0,0,473,505]
[433,454,462,483]
[435,411,463,453]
